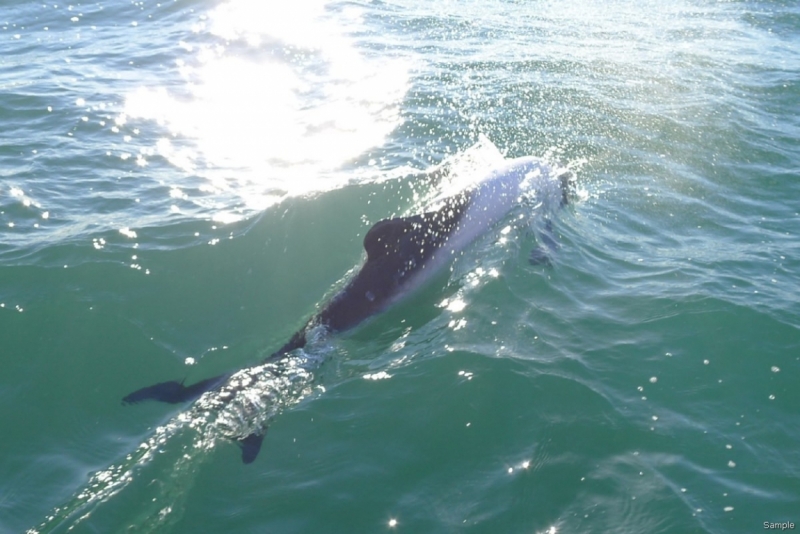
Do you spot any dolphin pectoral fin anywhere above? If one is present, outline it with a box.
[529,219,559,266]
[528,246,552,266]
[238,431,266,464]
[539,219,560,251]
[122,374,228,405]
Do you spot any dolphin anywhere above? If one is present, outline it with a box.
[123,156,575,463]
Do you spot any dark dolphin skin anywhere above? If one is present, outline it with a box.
[123,167,573,463]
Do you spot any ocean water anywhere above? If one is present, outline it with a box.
[1,0,799,532]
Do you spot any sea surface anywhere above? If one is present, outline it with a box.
[1,0,798,532]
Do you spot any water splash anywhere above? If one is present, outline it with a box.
[29,351,322,534]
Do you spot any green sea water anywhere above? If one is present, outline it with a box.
[1,0,799,533]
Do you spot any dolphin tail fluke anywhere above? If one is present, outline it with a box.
[238,431,266,464]
[122,374,229,405]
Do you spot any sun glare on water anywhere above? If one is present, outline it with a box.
[123,0,411,214]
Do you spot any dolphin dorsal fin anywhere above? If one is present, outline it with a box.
[363,216,423,260]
